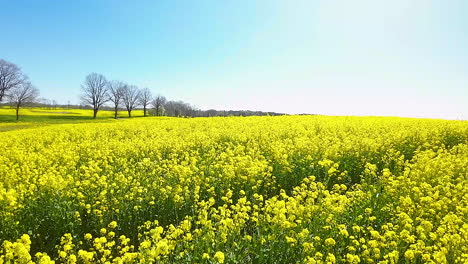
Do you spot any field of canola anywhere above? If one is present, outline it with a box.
[0,116,467,263]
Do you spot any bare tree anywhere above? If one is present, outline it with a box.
[8,82,39,120]
[107,80,125,119]
[138,88,152,117]
[0,59,27,102]
[122,85,140,118]
[81,73,108,119]
[151,95,167,116]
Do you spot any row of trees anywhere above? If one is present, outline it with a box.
[81,73,285,118]
[0,59,40,120]
[81,73,169,119]
[1,59,285,120]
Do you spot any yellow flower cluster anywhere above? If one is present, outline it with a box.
[0,115,467,263]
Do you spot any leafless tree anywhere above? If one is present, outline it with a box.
[151,95,167,116]
[138,88,152,117]
[81,73,108,119]
[122,85,140,118]
[46,99,52,109]
[8,82,39,120]
[0,59,27,102]
[107,80,125,119]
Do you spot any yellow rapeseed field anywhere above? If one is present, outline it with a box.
[0,116,467,263]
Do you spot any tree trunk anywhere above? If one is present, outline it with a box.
[93,109,98,119]
[16,105,20,121]
[143,106,147,117]
[128,110,131,118]
[114,106,118,119]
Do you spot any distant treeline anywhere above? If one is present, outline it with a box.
[0,101,285,118]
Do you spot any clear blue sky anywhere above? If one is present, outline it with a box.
[1,0,467,119]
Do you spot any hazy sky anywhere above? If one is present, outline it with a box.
[1,0,467,119]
